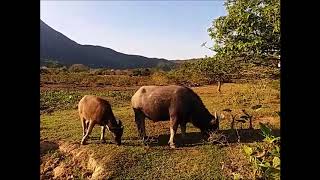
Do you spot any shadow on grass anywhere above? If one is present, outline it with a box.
[121,128,280,148]
[77,128,280,148]
[86,137,142,146]
[220,128,280,143]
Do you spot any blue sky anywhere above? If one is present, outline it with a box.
[40,1,226,60]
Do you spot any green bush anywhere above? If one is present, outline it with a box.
[68,64,90,73]
[41,59,64,68]
[243,123,280,179]
[151,71,171,85]
[131,68,151,76]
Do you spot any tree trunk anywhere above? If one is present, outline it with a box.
[249,116,253,129]
[231,115,235,129]
[217,81,222,93]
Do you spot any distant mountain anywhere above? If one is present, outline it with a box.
[40,20,175,69]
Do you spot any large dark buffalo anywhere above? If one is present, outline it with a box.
[131,85,220,148]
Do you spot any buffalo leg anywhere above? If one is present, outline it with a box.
[86,121,90,132]
[100,126,106,143]
[180,123,187,139]
[81,117,86,137]
[168,119,179,148]
[81,121,95,145]
[133,109,147,143]
[179,123,187,145]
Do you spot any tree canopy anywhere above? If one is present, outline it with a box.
[208,0,280,65]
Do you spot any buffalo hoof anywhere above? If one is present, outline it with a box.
[143,141,148,146]
[81,141,87,145]
[100,139,106,144]
[143,138,149,145]
[181,138,187,145]
[169,144,176,149]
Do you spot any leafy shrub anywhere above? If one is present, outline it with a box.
[41,59,64,68]
[243,123,280,179]
[151,71,171,85]
[40,68,50,74]
[68,64,90,73]
[132,68,151,76]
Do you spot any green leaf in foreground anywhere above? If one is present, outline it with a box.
[272,157,280,168]
[243,145,253,156]
[259,122,272,138]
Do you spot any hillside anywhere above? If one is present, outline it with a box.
[40,20,174,69]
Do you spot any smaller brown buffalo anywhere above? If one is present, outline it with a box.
[131,85,221,148]
[78,95,124,145]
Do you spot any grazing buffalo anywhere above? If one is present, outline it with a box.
[131,85,220,148]
[78,95,124,145]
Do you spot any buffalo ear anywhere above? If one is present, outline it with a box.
[118,120,124,129]
[220,113,225,119]
[215,111,221,120]
[210,118,217,125]
[117,119,122,126]
[211,111,220,125]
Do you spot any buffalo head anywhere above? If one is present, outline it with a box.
[202,112,221,140]
[108,120,124,145]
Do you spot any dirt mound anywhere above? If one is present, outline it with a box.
[40,141,62,179]
[40,141,94,180]
[40,141,133,180]
[57,141,105,179]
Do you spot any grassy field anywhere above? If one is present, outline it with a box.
[40,79,280,179]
